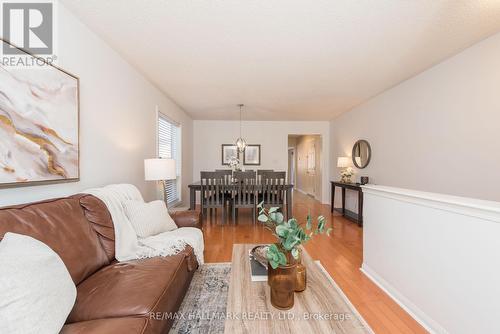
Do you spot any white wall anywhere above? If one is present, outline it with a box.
[0,4,193,207]
[362,185,500,334]
[193,120,330,203]
[330,31,500,211]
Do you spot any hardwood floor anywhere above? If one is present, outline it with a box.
[201,190,428,334]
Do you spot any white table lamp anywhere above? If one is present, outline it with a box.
[145,158,176,181]
[144,158,176,205]
[337,157,350,168]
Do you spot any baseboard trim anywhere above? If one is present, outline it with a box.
[295,187,326,203]
[317,261,374,334]
[295,188,307,195]
[360,263,448,334]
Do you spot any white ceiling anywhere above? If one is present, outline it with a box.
[61,0,500,121]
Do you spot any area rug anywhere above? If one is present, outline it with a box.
[169,262,373,334]
[169,263,231,334]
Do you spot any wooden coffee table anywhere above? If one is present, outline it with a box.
[224,244,372,334]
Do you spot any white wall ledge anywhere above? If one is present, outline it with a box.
[362,185,500,223]
[362,184,500,333]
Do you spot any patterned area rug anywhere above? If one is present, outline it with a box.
[169,263,231,334]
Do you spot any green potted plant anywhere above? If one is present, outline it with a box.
[257,202,332,309]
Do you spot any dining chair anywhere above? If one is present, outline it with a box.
[215,169,233,210]
[215,169,233,184]
[257,169,274,184]
[260,171,287,220]
[200,171,227,224]
[232,171,257,224]
[257,170,276,202]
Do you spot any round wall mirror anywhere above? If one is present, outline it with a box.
[352,140,371,169]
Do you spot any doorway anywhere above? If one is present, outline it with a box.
[287,135,322,200]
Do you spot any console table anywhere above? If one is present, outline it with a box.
[330,181,363,226]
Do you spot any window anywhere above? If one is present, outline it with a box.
[158,113,181,206]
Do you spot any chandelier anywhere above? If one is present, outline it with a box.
[235,104,247,152]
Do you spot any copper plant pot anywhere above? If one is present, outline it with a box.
[269,263,296,310]
[295,249,306,292]
[267,245,295,286]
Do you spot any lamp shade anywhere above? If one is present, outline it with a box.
[144,158,176,181]
[337,157,350,168]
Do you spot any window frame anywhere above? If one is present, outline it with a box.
[156,110,182,207]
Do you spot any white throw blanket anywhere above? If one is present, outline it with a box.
[84,184,204,265]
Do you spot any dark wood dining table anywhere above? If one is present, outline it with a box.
[188,181,294,218]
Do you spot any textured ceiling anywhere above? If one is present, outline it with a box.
[61,0,500,120]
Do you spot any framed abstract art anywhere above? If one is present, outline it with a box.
[0,39,80,187]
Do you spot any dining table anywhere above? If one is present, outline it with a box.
[187,181,294,218]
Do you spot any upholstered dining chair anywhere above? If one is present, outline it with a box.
[232,171,257,224]
[200,171,227,224]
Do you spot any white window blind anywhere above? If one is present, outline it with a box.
[158,113,181,206]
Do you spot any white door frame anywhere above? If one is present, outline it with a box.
[288,147,296,186]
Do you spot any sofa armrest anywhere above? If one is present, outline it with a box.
[170,210,202,229]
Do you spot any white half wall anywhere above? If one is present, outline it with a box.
[330,30,500,211]
[361,185,500,334]
[0,4,193,207]
[193,120,330,203]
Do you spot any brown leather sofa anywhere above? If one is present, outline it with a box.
[0,193,202,334]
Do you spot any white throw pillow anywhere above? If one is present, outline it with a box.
[0,232,77,334]
[123,200,178,238]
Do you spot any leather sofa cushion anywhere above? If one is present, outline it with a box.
[60,317,147,334]
[68,246,196,324]
[170,210,202,229]
[0,197,110,285]
[72,194,116,262]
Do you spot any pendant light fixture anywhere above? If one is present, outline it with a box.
[235,104,247,152]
